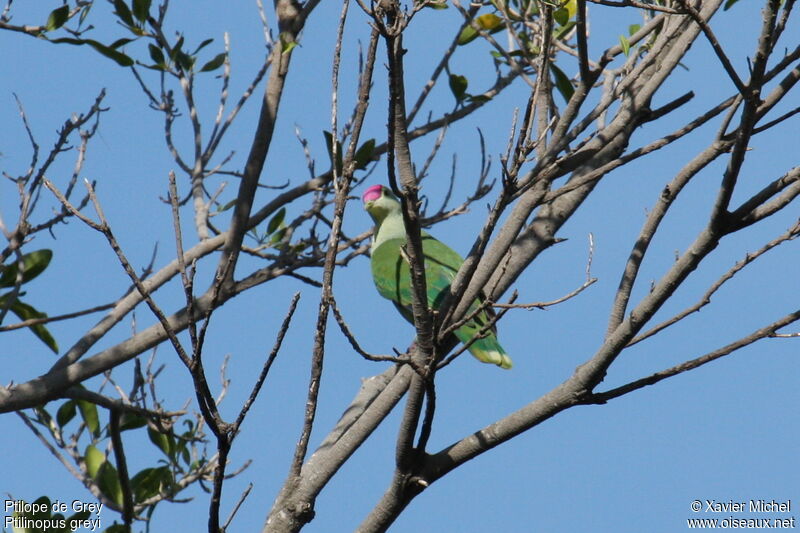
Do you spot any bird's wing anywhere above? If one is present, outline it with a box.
[371,238,413,322]
[371,233,463,312]
[371,232,494,323]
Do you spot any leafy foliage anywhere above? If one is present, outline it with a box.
[0,250,57,352]
[42,0,226,74]
[21,397,211,526]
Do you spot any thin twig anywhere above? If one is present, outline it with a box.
[221,483,253,532]
[494,278,597,310]
[63,387,184,420]
[495,233,596,310]
[331,298,408,364]
[232,292,301,433]
[16,411,85,485]
[289,0,363,481]
[629,220,800,345]
[675,0,746,96]
[586,308,800,404]
[0,302,116,332]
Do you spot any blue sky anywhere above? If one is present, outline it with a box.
[1,1,798,532]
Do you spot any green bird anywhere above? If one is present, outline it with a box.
[362,185,512,369]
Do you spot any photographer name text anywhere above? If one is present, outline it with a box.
[701,500,792,514]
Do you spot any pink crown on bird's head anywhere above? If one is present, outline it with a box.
[362,184,384,204]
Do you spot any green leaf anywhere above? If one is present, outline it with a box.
[173,438,188,464]
[147,425,173,458]
[85,40,134,66]
[97,461,123,505]
[457,25,479,46]
[85,444,105,477]
[553,7,569,26]
[56,400,77,427]
[48,38,134,66]
[558,0,577,19]
[550,63,574,103]
[354,139,376,170]
[131,466,171,502]
[553,20,576,41]
[77,399,101,437]
[476,13,503,31]
[192,38,214,55]
[180,444,191,466]
[33,496,52,509]
[175,50,194,71]
[457,12,504,45]
[619,34,631,57]
[218,199,237,212]
[723,0,740,9]
[132,0,151,23]
[66,510,92,528]
[267,208,286,235]
[0,249,53,287]
[4,298,59,353]
[200,52,226,72]
[282,41,298,55]
[109,37,135,49]
[448,73,468,102]
[139,62,168,72]
[119,412,147,431]
[280,32,298,55]
[45,5,70,31]
[13,496,54,527]
[170,36,185,61]
[269,227,287,247]
[148,43,165,65]
[112,0,134,26]
[629,23,641,36]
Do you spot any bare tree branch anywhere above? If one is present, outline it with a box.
[587,309,800,404]
[629,220,800,345]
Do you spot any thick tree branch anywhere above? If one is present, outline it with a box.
[219,0,311,285]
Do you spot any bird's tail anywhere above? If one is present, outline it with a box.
[455,327,513,369]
